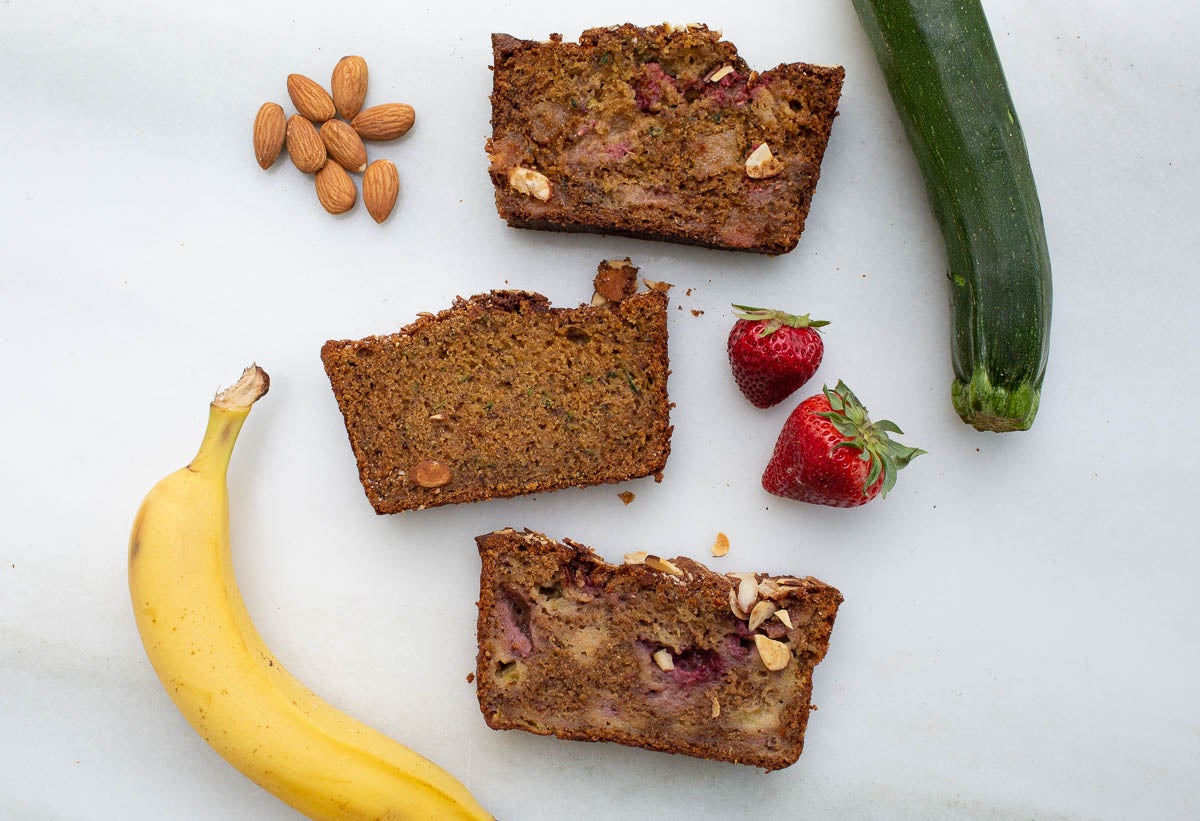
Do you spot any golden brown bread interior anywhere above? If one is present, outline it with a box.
[321,282,671,514]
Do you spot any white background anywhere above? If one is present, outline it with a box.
[2,0,1198,818]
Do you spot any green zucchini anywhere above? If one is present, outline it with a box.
[850,0,1052,432]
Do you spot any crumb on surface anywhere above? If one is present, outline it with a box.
[618,491,636,505]
[595,258,640,302]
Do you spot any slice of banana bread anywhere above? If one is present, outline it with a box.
[488,23,845,255]
[321,277,671,514]
[475,528,843,770]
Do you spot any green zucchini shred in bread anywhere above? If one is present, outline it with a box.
[475,528,843,770]
[320,269,671,514]
[487,23,845,255]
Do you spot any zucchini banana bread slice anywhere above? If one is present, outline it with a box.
[475,528,842,770]
[488,23,845,255]
[321,274,671,514]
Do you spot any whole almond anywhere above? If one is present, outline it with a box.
[320,120,368,172]
[287,73,336,123]
[351,103,415,141]
[412,459,451,488]
[331,55,369,120]
[362,159,399,223]
[286,115,326,173]
[314,161,357,214]
[252,102,286,169]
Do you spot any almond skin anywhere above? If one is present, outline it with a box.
[331,56,368,120]
[287,73,336,123]
[351,103,415,141]
[314,161,357,214]
[320,120,368,172]
[286,115,326,173]
[362,159,399,223]
[253,102,286,169]
[412,459,451,488]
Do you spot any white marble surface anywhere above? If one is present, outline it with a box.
[2,1,1198,818]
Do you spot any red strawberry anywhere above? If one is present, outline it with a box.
[762,381,924,507]
[728,305,829,408]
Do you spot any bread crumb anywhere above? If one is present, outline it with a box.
[691,309,704,317]
[618,491,636,505]
[711,532,730,557]
[466,672,476,683]
[595,258,639,303]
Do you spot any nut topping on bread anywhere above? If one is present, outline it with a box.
[644,555,684,576]
[747,600,777,631]
[753,634,793,671]
[508,167,552,201]
[745,142,784,179]
[736,574,758,614]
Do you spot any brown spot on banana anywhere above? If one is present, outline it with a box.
[128,506,146,563]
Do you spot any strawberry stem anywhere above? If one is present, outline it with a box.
[731,304,830,337]
[814,380,925,497]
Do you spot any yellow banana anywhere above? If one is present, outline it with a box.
[128,365,493,821]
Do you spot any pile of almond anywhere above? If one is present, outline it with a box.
[252,56,414,223]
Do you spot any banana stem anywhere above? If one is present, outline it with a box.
[188,365,270,475]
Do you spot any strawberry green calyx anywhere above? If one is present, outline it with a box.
[815,381,926,498]
[731,304,830,338]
